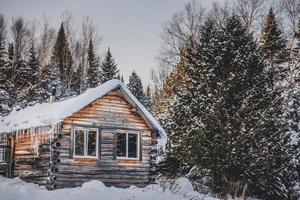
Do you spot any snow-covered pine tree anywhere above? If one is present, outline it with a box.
[163,15,295,199]
[7,43,13,80]
[260,7,287,65]
[0,15,12,116]
[259,7,288,95]
[100,48,119,83]
[86,38,99,88]
[154,48,189,115]
[127,71,145,104]
[280,19,300,199]
[51,22,73,97]
[21,41,40,106]
[14,40,40,108]
[27,41,38,86]
[143,86,152,110]
[69,63,83,95]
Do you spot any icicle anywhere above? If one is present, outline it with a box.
[16,130,19,143]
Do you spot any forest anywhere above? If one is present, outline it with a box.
[0,0,300,199]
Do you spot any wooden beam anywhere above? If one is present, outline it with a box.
[8,136,15,178]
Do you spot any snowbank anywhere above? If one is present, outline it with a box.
[0,176,218,200]
[0,79,167,145]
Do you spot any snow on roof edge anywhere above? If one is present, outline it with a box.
[0,79,167,143]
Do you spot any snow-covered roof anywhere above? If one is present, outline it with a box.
[0,79,167,143]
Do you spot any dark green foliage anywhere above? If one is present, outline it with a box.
[127,71,145,104]
[51,22,73,96]
[156,150,191,178]
[144,86,152,110]
[100,48,119,83]
[163,15,296,199]
[260,7,287,65]
[86,39,99,88]
[27,42,38,85]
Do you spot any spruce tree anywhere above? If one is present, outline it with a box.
[281,20,300,199]
[21,41,40,105]
[143,86,152,110]
[27,41,38,86]
[0,15,11,116]
[0,89,10,116]
[100,48,119,83]
[127,71,145,104]
[86,39,99,88]
[70,64,83,95]
[15,42,38,102]
[51,22,73,96]
[163,15,295,199]
[7,43,13,80]
[260,7,287,65]
[0,15,7,90]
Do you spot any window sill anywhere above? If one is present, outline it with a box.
[116,157,140,161]
[73,155,98,159]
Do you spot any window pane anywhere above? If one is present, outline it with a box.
[0,148,4,162]
[117,133,126,157]
[88,130,97,156]
[74,130,84,156]
[128,134,138,158]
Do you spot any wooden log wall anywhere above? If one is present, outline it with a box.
[54,90,158,188]
[0,137,10,176]
[13,130,50,185]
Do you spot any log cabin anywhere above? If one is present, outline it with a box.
[0,79,167,189]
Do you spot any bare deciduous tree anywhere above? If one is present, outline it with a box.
[234,0,267,32]
[10,17,29,81]
[282,0,300,38]
[208,1,231,26]
[37,16,56,69]
[158,0,205,68]
[79,16,101,78]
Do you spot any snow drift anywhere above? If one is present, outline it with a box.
[0,176,218,200]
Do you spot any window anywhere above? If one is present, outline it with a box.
[73,128,99,158]
[116,132,139,159]
[0,147,5,163]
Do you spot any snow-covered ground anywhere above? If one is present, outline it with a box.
[0,176,219,200]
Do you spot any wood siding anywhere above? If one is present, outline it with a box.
[1,89,159,188]
[9,131,50,185]
[54,90,158,188]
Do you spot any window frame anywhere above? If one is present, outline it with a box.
[73,127,99,158]
[0,147,5,163]
[116,131,140,160]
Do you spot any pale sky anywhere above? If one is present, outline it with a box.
[0,0,225,86]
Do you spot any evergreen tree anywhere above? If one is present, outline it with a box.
[14,42,38,105]
[0,15,7,90]
[7,43,13,80]
[143,85,152,110]
[260,7,287,65]
[127,71,145,103]
[34,64,53,103]
[27,41,38,86]
[5,43,15,100]
[100,48,119,83]
[0,89,10,116]
[163,15,296,199]
[0,15,11,116]
[86,39,99,88]
[51,22,73,96]
[281,20,300,199]
[70,64,83,95]
[20,41,40,106]
[154,48,189,115]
